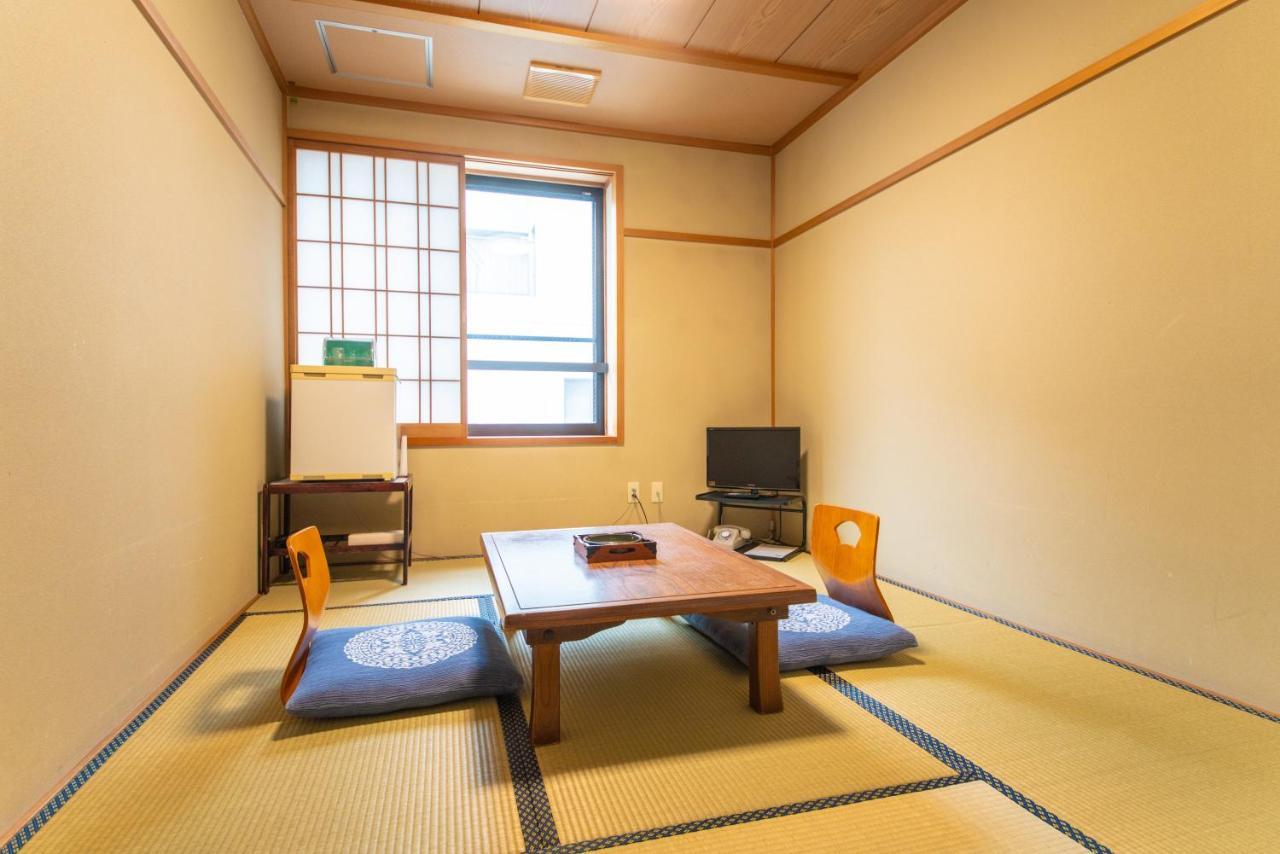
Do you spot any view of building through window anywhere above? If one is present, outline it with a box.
[465,175,605,434]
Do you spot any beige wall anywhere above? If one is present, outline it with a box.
[775,0,1196,234]
[289,99,771,238]
[0,0,283,833]
[774,0,1280,709]
[152,0,284,191]
[286,100,773,556]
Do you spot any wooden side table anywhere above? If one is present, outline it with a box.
[259,476,413,593]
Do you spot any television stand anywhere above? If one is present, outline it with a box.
[695,490,807,560]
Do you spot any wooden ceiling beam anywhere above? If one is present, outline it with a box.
[299,0,857,87]
[772,0,969,153]
[237,0,286,92]
[289,85,773,155]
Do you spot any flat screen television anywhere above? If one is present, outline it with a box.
[706,427,801,493]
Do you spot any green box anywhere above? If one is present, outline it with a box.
[323,338,375,367]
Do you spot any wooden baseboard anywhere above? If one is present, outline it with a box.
[1,592,260,846]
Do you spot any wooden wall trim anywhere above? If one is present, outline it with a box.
[131,0,284,205]
[769,156,776,426]
[771,0,968,154]
[613,166,626,445]
[306,0,856,87]
[290,86,772,156]
[236,0,286,93]
[287,128,624,175]
[409,435,622,448]
[774,0,1246,247]
[0,593,259,848]
[281,93,294,470]
[623,228,770,249]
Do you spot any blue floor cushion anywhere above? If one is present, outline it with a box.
[684,595,917,671]
[286,615,523,718]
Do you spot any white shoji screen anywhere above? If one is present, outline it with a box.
[292,143,465,428]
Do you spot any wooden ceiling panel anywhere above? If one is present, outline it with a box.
[685,0,831,60]
[254,0,838,146]
[252,0,965,148]
[779,0,951,73]
[587,0,717,46]
[478,0,597,28]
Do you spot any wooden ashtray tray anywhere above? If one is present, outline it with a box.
[573,532,658,564]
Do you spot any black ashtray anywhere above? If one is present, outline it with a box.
[573,531,658,564]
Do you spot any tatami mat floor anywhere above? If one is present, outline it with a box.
[6,555,1278,853]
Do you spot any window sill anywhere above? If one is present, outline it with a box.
[408,434,621,448]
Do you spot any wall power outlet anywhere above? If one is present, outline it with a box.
[627,482,640,503]
[651,482,664,503]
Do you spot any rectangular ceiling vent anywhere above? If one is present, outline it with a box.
[523,62,600,107]
[316,20,433,89]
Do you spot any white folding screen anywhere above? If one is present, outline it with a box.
[292,144,464,427]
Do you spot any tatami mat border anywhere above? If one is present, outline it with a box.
[811,667,1110,853]
[2,586,1129,854]
[880,577,1280,724]
[480,596,563,850]
[1,593,506,854]
[539,775,967,853]
[1,616,247,854]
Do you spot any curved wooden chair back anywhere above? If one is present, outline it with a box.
[280,526,331,704]
[810,505,893,621]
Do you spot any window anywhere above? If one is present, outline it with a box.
[291,142,465,436]
[467,228,534,296]
[290,141,616,443]
[465,175,606,436]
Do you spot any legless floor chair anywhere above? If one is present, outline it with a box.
[810,505,893,620]
[280,526,521,718]
[685,505,916,671]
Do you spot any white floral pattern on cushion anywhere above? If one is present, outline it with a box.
[779,602,852,634]
[343,621,478,669]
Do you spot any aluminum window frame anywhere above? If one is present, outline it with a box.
[464,174,607,437]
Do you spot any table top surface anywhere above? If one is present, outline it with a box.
[481,522,815,629]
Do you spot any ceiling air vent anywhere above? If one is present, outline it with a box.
[523,62,600,107]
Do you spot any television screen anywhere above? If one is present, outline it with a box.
[706,427,801,492]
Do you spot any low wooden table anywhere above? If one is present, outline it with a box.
[481,522,816,745]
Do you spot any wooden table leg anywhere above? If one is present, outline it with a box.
[521,622,621,745]
[748,619,782,713]
[529,641,561,745]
